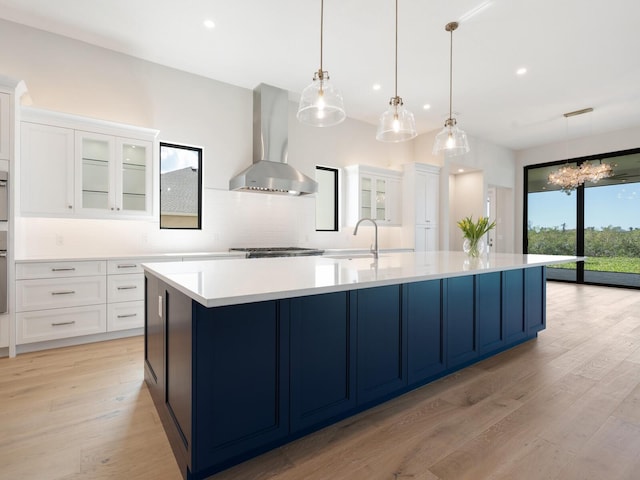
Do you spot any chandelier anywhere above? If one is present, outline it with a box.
[548,161,614,194]
[547,107,614,194]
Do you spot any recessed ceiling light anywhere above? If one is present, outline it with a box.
[423,104,431,110]
[203,19,215,29]
[372,83,381,91]
[458,168,465,173]
[516,67,527,75]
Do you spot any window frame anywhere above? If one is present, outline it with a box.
[315,165,340,232]
[159,141,203,230]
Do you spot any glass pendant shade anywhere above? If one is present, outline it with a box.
[433,118,470,156]
[433,21,470,157]
[376,98,417,142]
[297,71,346,127]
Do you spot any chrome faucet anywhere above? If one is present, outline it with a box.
[353,218,379,259]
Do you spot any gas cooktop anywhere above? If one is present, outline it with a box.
[229,247,325,258]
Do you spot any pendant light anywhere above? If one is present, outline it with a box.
[297,0,346,127]
[376,0,417,142]
[433,21,470,156]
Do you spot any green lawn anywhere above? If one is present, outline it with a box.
[550,256,640,274]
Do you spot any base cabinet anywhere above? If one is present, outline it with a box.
[290,292,355,432]
[503,269,526,344]
[355,285,406,404]
[477,272,503,354]
[192,300,289,473]
[526,267,546,333]
[144,273,163,389]
[406,280,445,384]
[446,276,478,368]
[146,266,546,480]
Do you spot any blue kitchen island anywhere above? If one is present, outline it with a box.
[142,251,577,480]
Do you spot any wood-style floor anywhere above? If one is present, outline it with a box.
[1,282,640,480]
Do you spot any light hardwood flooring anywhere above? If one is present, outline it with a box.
[1,282,640,480]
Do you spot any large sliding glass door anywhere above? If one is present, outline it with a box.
[525,149,640,288]
[525,163,578,282]
[583,154,640,287]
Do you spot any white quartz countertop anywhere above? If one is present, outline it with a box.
[142,251,580,308]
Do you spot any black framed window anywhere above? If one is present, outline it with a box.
[160,142,202,229]
[315,166,339,231]
[524,148,640,288]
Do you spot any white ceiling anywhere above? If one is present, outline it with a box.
[1,0,639,151]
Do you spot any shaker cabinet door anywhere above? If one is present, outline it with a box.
[289,292,356,432]
[407,279,445,385]
[355,285,406,405]
[20,122,75,215]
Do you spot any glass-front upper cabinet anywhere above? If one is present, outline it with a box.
[345,164,401,226]
[79,133,113,210]
[75,131,152,216]
[118,138,151,213]
[359,175,387,221]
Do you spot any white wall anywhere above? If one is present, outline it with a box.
[413,131,517,250]
[1,18,522,258]
[514,125,640,252]
[1,19,410,258]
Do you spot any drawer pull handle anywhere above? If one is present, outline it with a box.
[117,264,137,269]
[51,267,76,272]
[51,321,76,327]
[117,286,137,290]
[51,290,75,295]
[117,313,137,319]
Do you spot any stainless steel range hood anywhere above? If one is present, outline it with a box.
[229,83,317,195]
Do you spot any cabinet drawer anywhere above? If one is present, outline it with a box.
[17,305,107,344]
[16,276,107,312]
[107,301,144,332]
[108,273,144,302]
[107,257,177,275]
[16,260,106,279]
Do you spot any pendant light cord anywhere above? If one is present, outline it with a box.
[448,25,453,119]
[394,0,398,98]
[319,0,324,73]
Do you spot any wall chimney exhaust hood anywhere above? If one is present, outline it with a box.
[229,83,318,195]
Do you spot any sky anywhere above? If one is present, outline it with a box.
[528,182,640,230]
[160,145,199,174]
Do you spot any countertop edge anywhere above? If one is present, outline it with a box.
[142,252,583,308]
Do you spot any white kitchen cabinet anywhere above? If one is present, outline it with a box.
[15,260,108,345]
[13,255,238,350]
[16,276,107,312]
[20,122,75,215]
[415,225,438,252]
[107,301,144,332]
[75,132,152,215]
[107,270,144,332]
[17,305,107,345]
[20,107,158,218]
[403,163,440,251]
[105,257,178,332]
[0,92,9,161]
[415,167,440,225]
[345,164,402,226]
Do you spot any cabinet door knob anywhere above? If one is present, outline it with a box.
[68,205,73,209]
